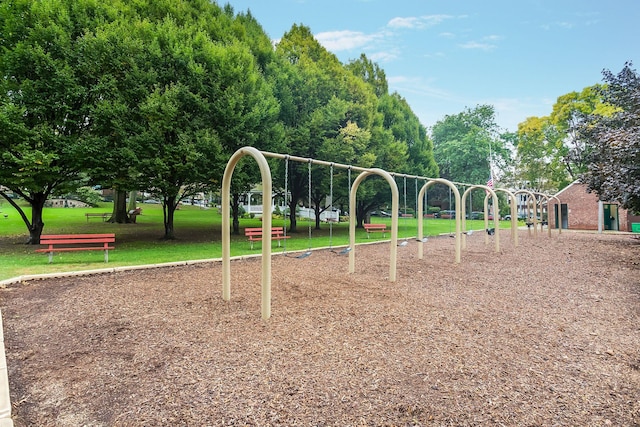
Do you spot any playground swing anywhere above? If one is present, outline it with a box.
[448,186,455,237]
[328,163,351,255]
[398,175,409,247]
[462,186,474,236]
[281,157,313,259]
[282,156,290,255]
[416,178,428,243]
[297,160,313,259]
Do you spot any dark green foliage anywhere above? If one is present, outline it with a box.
[580,62,640,213]
[1,0,439,241]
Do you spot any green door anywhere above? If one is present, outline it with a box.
[554,203,568,229]
[603,204,619,231]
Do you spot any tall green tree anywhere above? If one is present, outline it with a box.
[431,105,506,184]
[512,86,617,193]
[548,85,617,184]
[0,0,110,243]
[75,18,152,223]
[431,105,510,212]
[580,62,640,213]
[274,25,380,231]
[512,116,557,191]
[131,17,275,240]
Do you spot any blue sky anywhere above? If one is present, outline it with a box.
[223,0,638,133]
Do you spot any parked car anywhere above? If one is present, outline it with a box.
[503,213,527,221]
[439,210,456,219]
[470,211,483,220]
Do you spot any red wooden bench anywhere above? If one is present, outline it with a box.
[244,227,290,249]
[363,223,387,238]
[35,234,116,263]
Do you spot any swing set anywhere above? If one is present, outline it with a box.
[221,146,556,320]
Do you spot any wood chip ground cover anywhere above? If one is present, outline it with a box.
[1,230,639,426]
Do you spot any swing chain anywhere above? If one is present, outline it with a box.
[307,159,312,243]
[403,175,407,216]
[329,163,334,248]
[283,156,289,243]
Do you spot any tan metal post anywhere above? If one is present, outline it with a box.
[349,169,399,281]
[514,190,537,238]
[222,147,273,320]
[418,178,461,263]
[493,188,518,247]
[461,185,499,252]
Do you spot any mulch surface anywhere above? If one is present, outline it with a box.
[1,230,639,426]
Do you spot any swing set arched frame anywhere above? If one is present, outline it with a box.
[222,147,404,319]
[221,146,558,320]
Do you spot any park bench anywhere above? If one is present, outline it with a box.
[363,223,387,238]
[85,212,110,222]
[244,227,290,249]
[35,233,116,263]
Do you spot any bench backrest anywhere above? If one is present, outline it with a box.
[40,234,116,245]
[364,224,386,229]
[244,227,286,236]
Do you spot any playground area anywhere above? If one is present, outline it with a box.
[1,230,639,426]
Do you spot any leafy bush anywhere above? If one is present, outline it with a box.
[69,187,103,207]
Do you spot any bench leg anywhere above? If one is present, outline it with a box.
[104,250,108,263]
[48,251,53,264]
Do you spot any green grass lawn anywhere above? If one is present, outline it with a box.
[0,200,508,281]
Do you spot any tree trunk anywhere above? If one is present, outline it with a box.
[128,190,137,212]
[288,199,298,232]
[1,191,43,244]
[356,202,366,228]
[231,193,240,235]
[314,204,322,230]
[110,190,130,223]
[162,196,177,240]
[26,192,48,244]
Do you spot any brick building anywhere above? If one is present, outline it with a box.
[548,181,640,232]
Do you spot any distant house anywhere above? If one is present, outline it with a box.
[239,185,340,221]
[548,181,640,232]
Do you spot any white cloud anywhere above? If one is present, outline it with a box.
[369,49,399,63]
[388,75,458,102]
[388,16,422,29]
[458,41,497,51]
[541,21,575,31]
[387,14,452,30]
[315,30,377,51]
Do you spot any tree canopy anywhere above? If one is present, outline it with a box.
[0,0,438,241]
[511,85,615,193]
[579,62,640,213]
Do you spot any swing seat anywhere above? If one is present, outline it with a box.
[244,227,290,249]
